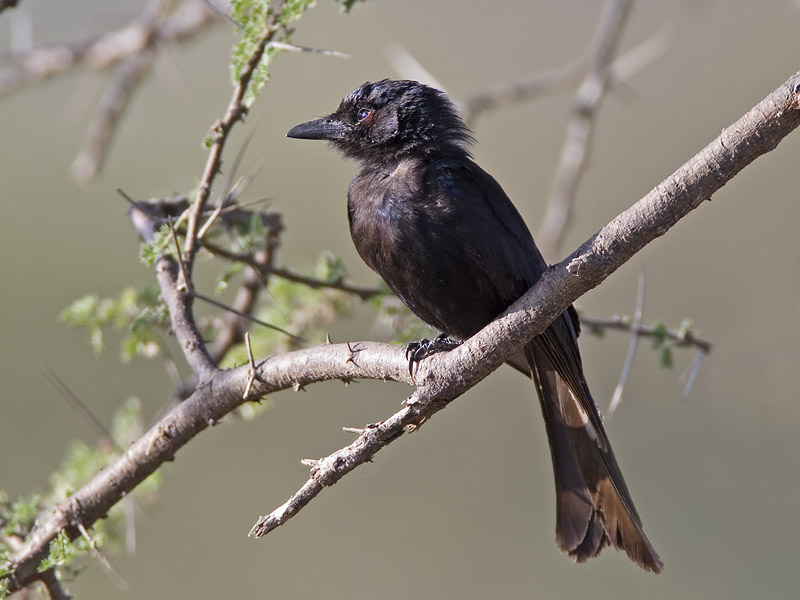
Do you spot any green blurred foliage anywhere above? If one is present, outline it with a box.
[0,399,160,594]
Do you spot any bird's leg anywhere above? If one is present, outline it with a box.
[405,333,462,375]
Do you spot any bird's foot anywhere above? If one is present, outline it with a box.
[405,334,462,375]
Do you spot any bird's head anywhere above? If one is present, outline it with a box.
[287,79,471,163]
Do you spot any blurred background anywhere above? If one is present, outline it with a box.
[1,0,799,598]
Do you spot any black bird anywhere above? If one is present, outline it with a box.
[287,79,662,573]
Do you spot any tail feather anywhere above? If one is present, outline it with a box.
[508,346,663,573]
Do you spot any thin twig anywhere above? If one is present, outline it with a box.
[194,291,303,342]
[41,367,116,446]
[70,43,155,183]
[608,270,646,416]
[0,2,220,98]
[537,0,633,259]
[269,41,350,58]
[77,523,128,591]
[682,349,706,400]
[462,20,667,126]
[464,57,589,126]
[580,314,712,354]
[207,220,281,363]
[243,332,257,399]
[39,569,70,600]
[181,4,286,285]
[199,239,384,300]
[385,42,448,94]
[168,215,191,292]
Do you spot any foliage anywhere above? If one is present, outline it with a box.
[218,251,356,368]
[334,0,364,13]
[0,399,160,592]
[140,222,176,266]
[60,286,167,361]
[228,0,318,111]
[3,0,372,594]
[370,288,431,344]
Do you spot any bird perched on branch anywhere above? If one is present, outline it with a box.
[287,79,662,573]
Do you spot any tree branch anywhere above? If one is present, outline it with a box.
[0,2,220,98]
[580,314,712,355]
[181,4,285,282]
[199,239,385,300]
[248,70,800,536]
[462,1,669,127]
[71,48,155,183]
[536,0,632,258]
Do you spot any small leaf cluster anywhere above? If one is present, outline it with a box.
[370,290,432,344]
[334,0,364,13]
[0,400,161,594]
[60,286,167,361]
[229,0,319,109]
[140,222,177,266]
[219,251,356,368]
[651,318,697,369]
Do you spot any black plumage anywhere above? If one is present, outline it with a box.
[287,79,662,573]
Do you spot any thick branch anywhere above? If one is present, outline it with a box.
[4,341,411,592]
[249,70,800,536]
[155,257,216,379]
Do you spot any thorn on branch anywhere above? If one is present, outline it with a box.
[167,215,191,292]
[242,332,264,401]
[345,342,362,366]
[78,522,128,591]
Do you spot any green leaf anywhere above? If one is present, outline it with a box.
[3,495,40,536]
[334,0,364,13]
[230,0,270,98]
[59,295,99,327]
[650,321,668,347]
[62,286,165,359]
[315,251,347,284]
[140,223,174,267]
[38,530,76,572]
[279,0,316,25]
[659,344,674,369]
[216,261,245,294]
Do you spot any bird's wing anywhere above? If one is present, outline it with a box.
[432,158,610,442]
[434,158,661,572]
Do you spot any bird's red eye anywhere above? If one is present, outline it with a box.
[357,108,372,122]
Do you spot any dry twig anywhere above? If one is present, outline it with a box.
[536,0,632,258]
[0,2,220,98]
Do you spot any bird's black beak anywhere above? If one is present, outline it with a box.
[287,117,348,140]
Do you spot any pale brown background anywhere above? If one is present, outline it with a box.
[2,1,799,598]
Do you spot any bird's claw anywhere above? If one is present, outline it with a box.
[405,334,461,375]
